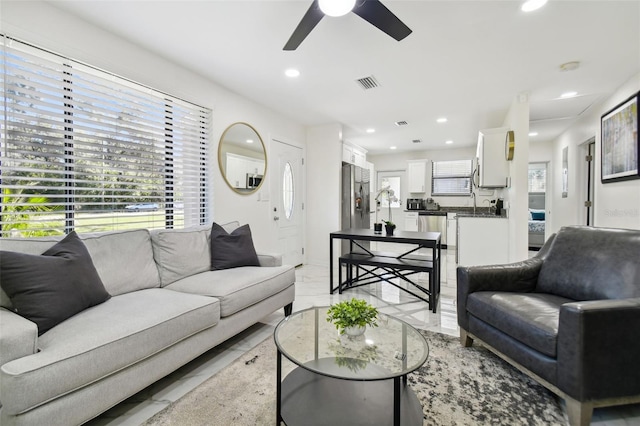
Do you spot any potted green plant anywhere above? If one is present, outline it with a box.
[326,298,379,336]
[383,220,396,236]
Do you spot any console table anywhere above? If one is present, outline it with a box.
[329,229,441,312]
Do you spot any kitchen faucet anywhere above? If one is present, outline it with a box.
[470,192,476,215]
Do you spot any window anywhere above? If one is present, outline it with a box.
[378,176,401,208]
[528,163,546,192]
[283,162,294,219]
[1,37,211,237]
[431,160,472,195]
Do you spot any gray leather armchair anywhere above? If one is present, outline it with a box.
[457,226,640,426]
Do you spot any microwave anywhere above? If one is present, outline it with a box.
[246,174,263,189]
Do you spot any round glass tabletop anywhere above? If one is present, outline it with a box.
[274,306,429,381]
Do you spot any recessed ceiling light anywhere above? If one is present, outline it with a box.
[437,117,448,123]
[445,140,453,145]
[560,91,578,99]
[521,0,547,12]
[390,146,397,150]
[366,128,375,133]
[529,132,538,137]
[246,139,254,144]
[285,68,300,78]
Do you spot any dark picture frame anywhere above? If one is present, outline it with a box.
[601,91,639,183]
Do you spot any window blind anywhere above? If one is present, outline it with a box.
[431,159,472,195]
[1,37,211,237]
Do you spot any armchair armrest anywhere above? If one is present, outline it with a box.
[0,308,38,367]
[457,258,543,330]
[558,298,640,401]
[257,252,283,267]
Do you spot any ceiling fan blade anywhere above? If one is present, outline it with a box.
[283,0,325,51]
[352,0,412,41]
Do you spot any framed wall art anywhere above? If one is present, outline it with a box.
[601,91,639,183]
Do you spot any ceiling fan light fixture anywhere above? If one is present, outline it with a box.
[521,0,547,12]
[319,0,356,17]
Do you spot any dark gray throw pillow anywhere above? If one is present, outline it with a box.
[0,231,111,335]
[210,223,260,270]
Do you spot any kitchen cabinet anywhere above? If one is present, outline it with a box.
[342,143,367,168]
[366,161,375,193]
[405,212,418,232]
[476,128,508,188]
[446,213,457,247]
[225,154,265,189]
[407,160,427,193]
[457,217,509,266]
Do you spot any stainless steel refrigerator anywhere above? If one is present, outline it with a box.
[341,163,370,255]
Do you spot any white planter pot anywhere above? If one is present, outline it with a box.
[344,325,366,337]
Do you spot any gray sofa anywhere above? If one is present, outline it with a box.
[0,223,295,426]
[457,225,640,426]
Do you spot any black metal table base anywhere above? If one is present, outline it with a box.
[278,365,423,426]
[338,251,439,313]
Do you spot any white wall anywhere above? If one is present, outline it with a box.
[550,73,640,232]
[1,1,307,253]
[502,95,530,262]
[305,124,342,266]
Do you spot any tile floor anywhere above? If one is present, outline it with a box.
[88,246,640,426]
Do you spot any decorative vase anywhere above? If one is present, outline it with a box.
[385,225,395,236]
[374,223,383,233]
[344,325,366,337]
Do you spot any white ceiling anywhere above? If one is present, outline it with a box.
[48,0,640,154]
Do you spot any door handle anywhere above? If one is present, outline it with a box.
[274,216,280,221]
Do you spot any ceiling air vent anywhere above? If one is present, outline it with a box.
[355,75,380,90]
[395,121,409,126]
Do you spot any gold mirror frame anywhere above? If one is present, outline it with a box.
[218,122,267,195]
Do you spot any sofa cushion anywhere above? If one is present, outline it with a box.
[467,292,573,357]
[210,223,260,270]
[79,229,161,296]
[151,226,212,286]
[165,265,294,317]
[0,288,220,415]
[537,226,640,301]
[0,232,111,335]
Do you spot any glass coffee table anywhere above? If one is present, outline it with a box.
[274,306,429,426]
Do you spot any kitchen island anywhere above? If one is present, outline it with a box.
[456,215,509,266]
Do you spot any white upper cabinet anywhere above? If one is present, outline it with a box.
[477,128,509,188]
[407,160,427,193]
[342,142,367,168]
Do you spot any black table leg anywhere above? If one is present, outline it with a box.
[329,235,334,294]
[276,348,282,426]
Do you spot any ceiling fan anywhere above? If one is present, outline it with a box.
[283,0,412,51]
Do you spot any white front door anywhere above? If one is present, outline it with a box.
[271,140,303,266]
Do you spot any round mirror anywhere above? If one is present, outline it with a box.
[218,122,267,194]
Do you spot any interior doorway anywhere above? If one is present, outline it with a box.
[527,162,548,250]
[270,140,304,266]
[583,138,596,226]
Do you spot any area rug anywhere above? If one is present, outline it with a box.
[142,330,566,426]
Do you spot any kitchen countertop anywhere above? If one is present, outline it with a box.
[456,213,506,218]
[404,207,507,218]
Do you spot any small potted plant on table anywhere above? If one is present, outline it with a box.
[326,298,379,337]
[383,220,396,236]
